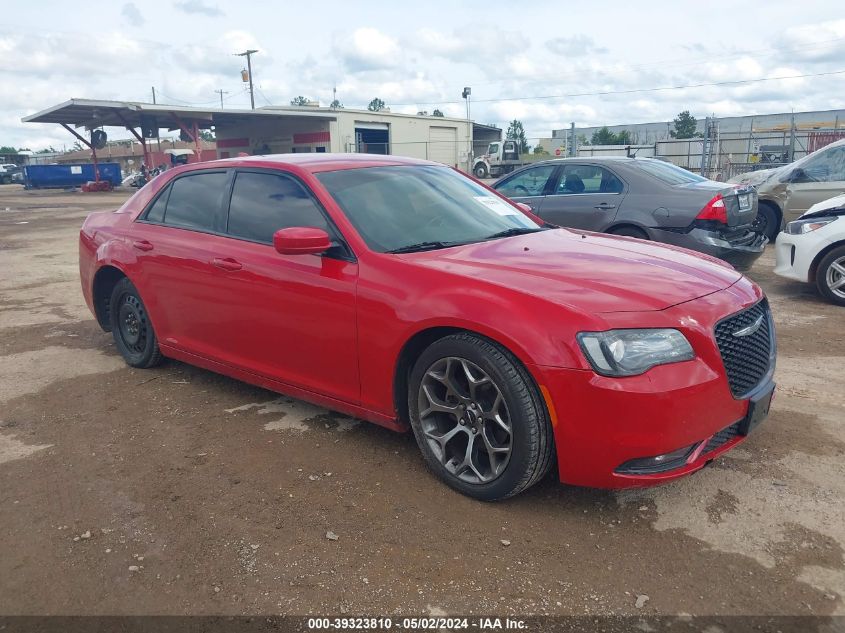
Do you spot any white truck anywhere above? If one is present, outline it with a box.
[472,140,536,179]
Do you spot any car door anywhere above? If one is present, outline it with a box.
[130,169,237,359]
[493,164,557,213]
[784,145,845,221]
[538,163,627,230]
[207,169,360,405]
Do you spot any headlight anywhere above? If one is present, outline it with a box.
[577,329,694,377]
[785,217,837,235]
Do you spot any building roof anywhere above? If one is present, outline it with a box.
[23,98,476,132]
[22,98,337,131]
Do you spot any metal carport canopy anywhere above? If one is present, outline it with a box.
[22,98,337,131]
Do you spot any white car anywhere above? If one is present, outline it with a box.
[774,193,845,305]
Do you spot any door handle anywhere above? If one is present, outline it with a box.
[132,240,154,251]
[211,257,243,271]
[594,203,616,210]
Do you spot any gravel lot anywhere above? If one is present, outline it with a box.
[0,184,843,618]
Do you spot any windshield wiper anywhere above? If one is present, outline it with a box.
[484,227,545,241]
[386,241,459,254]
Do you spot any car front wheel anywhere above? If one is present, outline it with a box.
[408,333,554,500]
[816,245,845,306]
[109,277,164,368]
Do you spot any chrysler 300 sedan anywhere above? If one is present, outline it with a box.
[79,154,776,500]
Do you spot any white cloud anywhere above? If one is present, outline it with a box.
[334,28,401,72]
[174,0,224,17]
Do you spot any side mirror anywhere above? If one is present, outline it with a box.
[273,227,332,255]
[515,202,533,213]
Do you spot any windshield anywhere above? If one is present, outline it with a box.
[316,165,541,253]
[634,159,708,185]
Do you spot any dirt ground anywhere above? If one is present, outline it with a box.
[1,184,843,620]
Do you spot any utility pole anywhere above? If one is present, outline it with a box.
[236,49,259,109]
[215,89,229,109]
[151,86,156,104]
[462,87,472,170]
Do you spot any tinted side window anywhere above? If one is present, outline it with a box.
[163,172,228,231]
[227,172,328,243]
[145,189,168,223]
[557,165,624,194]
[495,165,555,197]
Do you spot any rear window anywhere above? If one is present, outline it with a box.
[634,160,707,185]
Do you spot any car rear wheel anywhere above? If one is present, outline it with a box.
[609,226,648,240]
[473,164,489,179]
[753,203,779,242]
[816,246,845,306]
[408,333,554,500]
[110,277,163,368]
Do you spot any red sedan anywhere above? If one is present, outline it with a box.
[79,154,776,500]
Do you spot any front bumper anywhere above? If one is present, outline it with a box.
[532,282,775,489]
[774,223,841,283]
[652,227,767,271]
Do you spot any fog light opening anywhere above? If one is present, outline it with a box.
[615,444,698,475]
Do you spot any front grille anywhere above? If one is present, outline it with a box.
[714,299,774,398]
[702,420,742,455]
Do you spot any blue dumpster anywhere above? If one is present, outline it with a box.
[23,163,123,189]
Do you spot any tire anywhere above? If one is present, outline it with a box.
[816,245,845,307]
[609,226,648,240]
[109,277,164,368]
[753,203,780,242]
[407,333,554,500]
[473,164,488,179]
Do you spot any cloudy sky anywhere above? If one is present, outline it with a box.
[5,0,845,150]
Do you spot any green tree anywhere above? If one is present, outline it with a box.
[670,110,699,139]
[368,97,386,112]
[198,129,216,142]
[432,109,444,117]
[330,99,343,109]
[0,146,17,154]
[290,96,310,106]
[36,147,57,154]
[590,127,632,145]
[506,119,529,154]
[533,145,548,155]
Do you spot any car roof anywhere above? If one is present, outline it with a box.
[195,152,443,174]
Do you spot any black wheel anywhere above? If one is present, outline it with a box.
[473,164,488,179]
[109,277,163,368]
[609,225,648,239]
[816,245,845,307]
[753,203,780,242]
[408,333,554,500]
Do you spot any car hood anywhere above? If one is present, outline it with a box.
[406,229,742,313]
[802,193,845,218]
[728,167,781,186]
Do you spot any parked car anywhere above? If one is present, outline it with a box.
[492,157,766,271]
[774,193,845,306]
[730,138,845,241]
[79,154,776,500]
[0,163,20,184]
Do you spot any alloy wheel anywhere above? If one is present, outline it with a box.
[826,256,845,299]
[417,356,512,484]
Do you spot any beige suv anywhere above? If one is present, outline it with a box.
[730,139,845,240]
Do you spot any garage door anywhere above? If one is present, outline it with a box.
[428,126,457,167]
